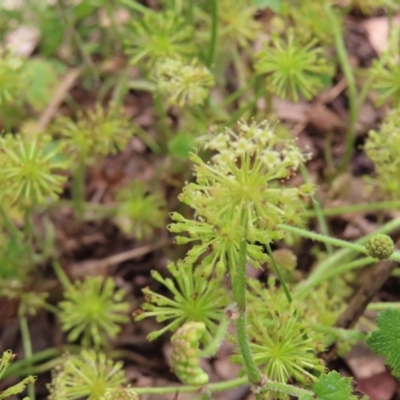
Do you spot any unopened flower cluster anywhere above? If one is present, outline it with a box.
[154,58,214,108]
[364,108,400,198]
[48,350,130,400]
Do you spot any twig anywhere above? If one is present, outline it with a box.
[69,239,171,278]
[35,68,81,132]
[322,246,399,362]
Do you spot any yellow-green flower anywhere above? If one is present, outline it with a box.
[256,30,333,101]
[59,276,129,347]
[49,350,127,400]
[0,134,69,207]
[125,10,195,66]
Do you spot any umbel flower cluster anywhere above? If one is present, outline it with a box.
[153,58,214,108]
[169,120,313,277]
[137,120,313,344]
[364,107,400,199]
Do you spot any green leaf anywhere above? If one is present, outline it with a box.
[367,308,400,378]
[24,59,59,111]
[298,371,369,400]
[252,0,280,12]
[168,132,196,159]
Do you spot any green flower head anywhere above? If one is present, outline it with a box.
[48,349,127,400]
[217,0,261,48]
[370,58,400,107]
[134,261,229,345]
[0,134,69,207]
[115,181,166,240]
[169,211,269,277]
[0,50,27,106]
[169,120,313,276]
[154,58,214,108]
[364,108,400,198]
[124,10,195,66]
[0,350,36,400]
[255,30,333,101]
[234,302,325,385]
[55,103,134,164]
[58,276,130,348]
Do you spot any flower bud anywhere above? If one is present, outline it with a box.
[365,234,394,260]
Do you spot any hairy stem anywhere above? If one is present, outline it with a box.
[207,0,218,69]
[277,224,367,254]
[201,313,229,358]
[231,212,262,385]
[52,260,72,289]
[291,217,400,300]
[72,160,86,218]
[19,316,35,400]
[300,165,332,255]
[302,200,400,217]
[324,4,357,175]
[266,243,292,303]
[134,376,312,397]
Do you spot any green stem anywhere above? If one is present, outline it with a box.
[278,224,400,263]
[207,0,218,69]
[134,376,312,397]
[266,243,292,303]
[231,213,262,385]
[295,257,373,299]
[367,302,400,311]
[324,4,357,175]
[72,160,86,218]
[302,200,400,217]
[277,224,367,254]
[392,268,400,277]
[300,165,332,255]
[154,95,171,144]
[118,0,150,13]
[57,0,99,84]
[0,203,22,241]
[19,316,35,400]
[135,377,248,394]
[52,260,72,289]
[201,314,229,358]
[292,217,400,300]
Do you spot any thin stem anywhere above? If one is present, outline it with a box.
[4,347,62,378]
[134,376,312,397]
[154,95,171,144]
[207,0,218,69]
[72,160,86,218]
[293,217,400,300]
[231,212,262,385]
[266,243,292,303]
[201,313,229,358]
[0,203,22,241]
[295,257,373,299]
[56,0,99,84]
[279,224,400,264]
[367,302,400,311]
[135,377,248,394]
[117,0,150,13]
[277,224,367,254]
[19,316,35,400]
[52,260,72,289]
[300,165,332,255]
[324,4,357,175]
[302,200,400,217]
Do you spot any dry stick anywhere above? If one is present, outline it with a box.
[35,68,81,132]
[323,255,398,362]
[69,239,171,278]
